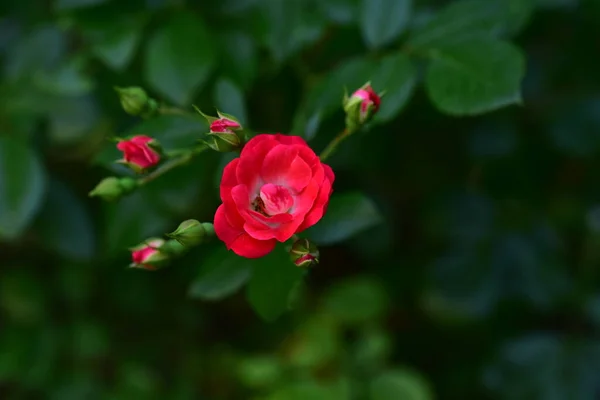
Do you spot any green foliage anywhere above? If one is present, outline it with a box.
[1,0,597,398]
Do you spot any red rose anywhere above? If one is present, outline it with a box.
[214,134,335,258]
[117,135,160,169]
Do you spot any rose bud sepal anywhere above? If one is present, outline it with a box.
[289,238,320,268]
[157,239,187,257]
[167,220,215,247]
[114,86,158,118]
[129,238,168,270]
[89,177,138,201]
[202,136,239,153]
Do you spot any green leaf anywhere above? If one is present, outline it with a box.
[87,18,143,71]
[33,59,94,96]
[360,0,411,49]
[5,26,66,81]
[370,369,434,400]
[214,78,247,125]
[371,53,417,122]
[0,138,47,240]
[318,0,360,24]
[34,180,95,261]
[307,192,382,246]
[103,192,171,255]
[261,0,326,63]
[47,94,100,145]
[247,246,304,321]
[485,335,600,399]
[218,31,258,89]
[188,246,252,301]
[323,276,389,324]
[425,38,525,116]
[408,0,536,50]
[55,0,108,10]
[145,13,215,105]
[304,57,376,118]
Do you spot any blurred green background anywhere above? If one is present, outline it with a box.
[1,0,600,398]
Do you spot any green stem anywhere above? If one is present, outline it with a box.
[138,145,207,186]
[158,106,199,119]
[319,128,351,161]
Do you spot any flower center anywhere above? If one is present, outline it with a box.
[254,183,293,216]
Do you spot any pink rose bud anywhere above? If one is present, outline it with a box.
[116,135,161,172]
[343,82,382,131]
[210,118,241,133]
[130,239,166,270]
[195,108,245,152]
[289,238,320,268]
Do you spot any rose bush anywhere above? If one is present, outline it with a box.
[214,134,335,258]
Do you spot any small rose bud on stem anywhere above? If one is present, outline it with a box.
[115,86,159,118]
[194,107,245,152]
[116,135,162,173]
[128,222,215,271]
[89,177,138,201]
[343,82,382,132]
[167,219,215,247]
[289,238,319,268]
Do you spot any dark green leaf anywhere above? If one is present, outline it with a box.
[86,18,143,71]
[214,78,247,125]
[408,0,535,50]
[318,0,360,24]
[104,192,170,255]
[261,0,326,63]
[371,53,417,122]
[34,180,95,261]
[323,276,389,324]
[47,94,100,144]
[145,13,215,105]
[307,192,382,245]
[55,0,108,10]
[0,138,46,240]
[360,0,411,49]
[425,38,525,115]
[218,31,258,89]
[370,369,433,400]
[484,335,600,399]
[303,57,376,119]
[189,246,252,301]
[4,26,66,81]
[247,246,304,321]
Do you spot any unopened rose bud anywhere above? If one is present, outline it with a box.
[89,176,138,201]
[129,238,167,270]
[343,82,382,131]
[115,86,158,118]
[195,108,245,152]
[290,238,319,268]
[116,135,161,172]
[167,220,215,247]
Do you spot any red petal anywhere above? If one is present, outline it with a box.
[237,138,276,188]
[219,158,240,201]
[273,134,307,146]
[228,233,276,258]
[261,145,312,192]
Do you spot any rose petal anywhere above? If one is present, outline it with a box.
[261,146,312,192]
[237,139,276,188]
[273,134,307,146]
[214,205,276,258]
[220,158,240,201]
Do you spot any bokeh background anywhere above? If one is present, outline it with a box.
[1,0,600,398]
